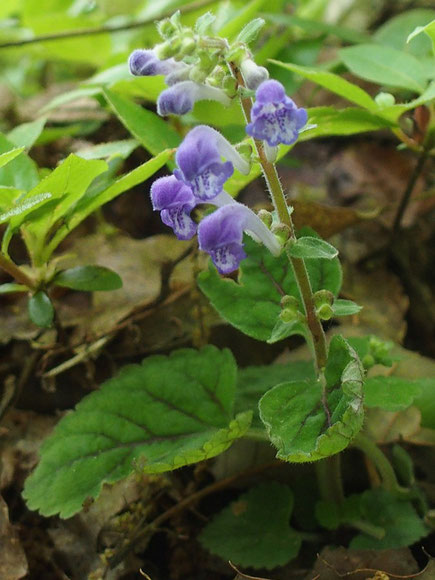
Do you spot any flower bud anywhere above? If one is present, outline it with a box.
[317,303,334,321]
[222,76,238,97]
[157,18,178,39]
[375,92,395,107]
[279,295,301,323]
[240,58,269,90]
[313,289,334,309]
[155,39,181,60]
[234,142,252,166]
[257,209,272,228]
[272,223,291,245]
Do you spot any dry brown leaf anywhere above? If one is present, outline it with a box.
[0,495,28,580]
[308,546,418,580]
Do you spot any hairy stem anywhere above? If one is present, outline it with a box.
[229,62,328,372]
[0,253,35,289]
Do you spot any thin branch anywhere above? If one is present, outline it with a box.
[390,147,429,242]
[0,0,216,49]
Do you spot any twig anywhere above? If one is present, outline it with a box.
[390,147,429,243]
[0,0,216,49]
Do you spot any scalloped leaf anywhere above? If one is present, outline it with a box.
[23,346,251,518]
[199,482,301,568]
[198,236,342,342]
[259,336,364,462]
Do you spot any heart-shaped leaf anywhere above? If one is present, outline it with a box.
[199,482,301,568]
[198,236,342,342]
[23,346,251,518]
[259,336,364,462]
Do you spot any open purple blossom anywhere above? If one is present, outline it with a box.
[150,176,197,240]
[198,203,281,274]
[174,125,250,201]
[246,79,308,147]
[157,81,231,116]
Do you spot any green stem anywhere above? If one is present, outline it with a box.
[0,253,35,289]
[316,454,344,506]
[350,519,385,540]
[229,61,327,372]
[353,433,410,498]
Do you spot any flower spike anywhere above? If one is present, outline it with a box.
[198,203,281,274]
[246,79,308,147]
[174,125,250,202]
[157,81,231,116]
[150,176,197,240]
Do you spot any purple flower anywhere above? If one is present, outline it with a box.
[150,176,197,240]
[157,81,231,116]
[198,203,281,274]
[129,49,175,77]
[246,80,308,147]
[173,125,250,201]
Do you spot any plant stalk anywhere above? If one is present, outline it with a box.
[391,147,429,243]
[353,433,410,498]
[229,62,327,372]
[0,253,35,289]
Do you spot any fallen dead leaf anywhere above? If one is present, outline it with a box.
[0,495,28,580]
[308,546,418,580]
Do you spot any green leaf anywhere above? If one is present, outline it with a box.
[237,361,316,426]
[407,18,435,56]
[259,335,364,462]
[375,9,435,57]
[350,489,428,549]
[28,291,54,328]
[103,89,180,158]
[270,60,377,110]
[300,107,395,141]
[339,44,428,93]
[263,13,370,44]
[0,193,52,225]
[7,117,47,150]
[236,17,265,44]
[43,150,173,258]
[0,147,25,169]
[198,235,342,342]
[0,134,39,191]
[412,378,435,429]
[76,139,138,161]
[364,376,426,412]
[0,283,28,294]
[0,187,23,212]
[288,236,338,260]
[23,346,252,518]
[54,266,122,292]
[18,155,108,264]
[332,299,362,317]
[199,482,301,568]
[195,12,216,35]
[218,0,266,41]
